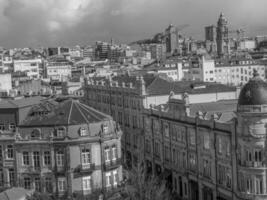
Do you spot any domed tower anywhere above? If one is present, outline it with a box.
[236,70,267,199]
[216,13,229,57]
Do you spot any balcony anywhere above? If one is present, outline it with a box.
[24,166,42,174]
[73,163,96,178]
[103,159,121,171]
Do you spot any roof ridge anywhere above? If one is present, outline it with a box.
[74,102,90,124]
[78,102,106,121]
[67,100,74,124]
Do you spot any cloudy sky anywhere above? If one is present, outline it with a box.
[1,0,267,48]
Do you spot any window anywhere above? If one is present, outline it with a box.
[0,169,3,187]
[154,141,161,158]
[33,151,40,168]
[31,129,41,139]
[111,146,117,161]
[226,141,230,156]
[9,123,15,131]
[24,177,31,189]
[203,159,211,178]
[44,151,51,166]
[145,140,151,154]
[9,169,15,186]
[203,133,210,150]
[0,124,5,131]
[246,149,252,162]
[105,172,112,187]
[246,178,253,194]
[55,127,65,138]
[218,137,222,154]
[164,123,169,137]
[164,146,170,161]
[81,148,91,166]
[255,149,262,162]
[189,130,196,145]
[80,128,87,136]
[58,178,66,192]
[104,147,111,163]
[113,170,119,186]
[56,151,64,167]
[7,145,13,159]
[256,178,263,194]
[0,146,2,162]
[82,176,91,190]
[45,177,52,193]
[189,153,196,171]
[34,177,41,192]
[103,125,108,134]
[23,152,30,165]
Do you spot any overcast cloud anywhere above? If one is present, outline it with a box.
[1,0,267,48]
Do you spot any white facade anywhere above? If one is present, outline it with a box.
[157,63,183,81]
[46,64,72,82]
[215,60,265,86]
[13,59,42,79]
[0,73,11,95]
[239,39,256,51]
[185,56,215,82]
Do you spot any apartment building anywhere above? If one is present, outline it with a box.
[84,75,239,169]
[142,71,267,200]
[13,58,43,79]
[0,99,122,198]
[215,58,265,86]
[45,56,72,82]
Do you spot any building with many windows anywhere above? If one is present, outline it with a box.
[142,70,267,200]
[0,99,122,198]
[84,75,239,169]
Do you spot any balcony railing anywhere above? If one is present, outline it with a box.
[73,163,96,178]
[103,159,121,171]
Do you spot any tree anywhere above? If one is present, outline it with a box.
[123,163,171,200]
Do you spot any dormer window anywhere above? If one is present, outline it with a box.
[54,127,65,138]
[80,127,87,136]
[9,123,15,132]
[103,125,108,134]
[31,129,41,140]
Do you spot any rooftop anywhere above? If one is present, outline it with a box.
[21,99,112,126]
[0,96,45,109]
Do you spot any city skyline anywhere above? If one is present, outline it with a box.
[1,0,267,48]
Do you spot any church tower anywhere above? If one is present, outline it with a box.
[216,13,229,57]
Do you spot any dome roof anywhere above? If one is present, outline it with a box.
[238,70,267,105]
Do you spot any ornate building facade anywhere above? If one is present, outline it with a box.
[142,71,267,200]
[0,99,122,198]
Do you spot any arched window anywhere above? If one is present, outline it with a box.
[31,129,41,139]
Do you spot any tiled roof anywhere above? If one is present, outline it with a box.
[146,79,236,96]
[0,96,45,109]
[21,99,112,126]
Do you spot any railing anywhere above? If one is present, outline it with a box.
[73,163,96,178]
[103,159,121,171]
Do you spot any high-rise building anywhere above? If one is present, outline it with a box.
[205,25,217,42]
[165,24,178,54]
[216,13,229,57]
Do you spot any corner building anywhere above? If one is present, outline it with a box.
[0,99,122,198]
[143,71,267,200]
